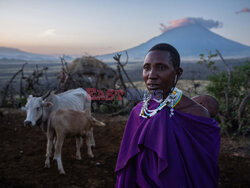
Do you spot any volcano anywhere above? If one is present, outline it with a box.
[96,24,250,62]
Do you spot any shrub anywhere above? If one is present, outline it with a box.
[206,62,250,135]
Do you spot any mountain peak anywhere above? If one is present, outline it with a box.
[96,23,250,62]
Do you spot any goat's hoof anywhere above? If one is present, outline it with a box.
[88,154,94,158]
[76,156,82,160]
[59,170,66,175]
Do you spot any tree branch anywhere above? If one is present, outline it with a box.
[216,49,231,116]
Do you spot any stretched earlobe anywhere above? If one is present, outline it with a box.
[176,68,183,78]
[178,68,183,74]
[175,75,178,83]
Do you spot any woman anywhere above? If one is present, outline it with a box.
[115,43,220,188]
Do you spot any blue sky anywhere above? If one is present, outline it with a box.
[0,0,249,55]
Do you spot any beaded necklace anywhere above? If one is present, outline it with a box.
[139,87,182,118]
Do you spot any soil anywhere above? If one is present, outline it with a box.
[0,109,249,188]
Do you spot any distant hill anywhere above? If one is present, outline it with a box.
[0,47,72,61]
[96,24,250,62]
[123,58,250,82]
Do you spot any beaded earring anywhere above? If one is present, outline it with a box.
[169,89,175,117]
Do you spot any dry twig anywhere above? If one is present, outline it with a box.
[216,49,232,116]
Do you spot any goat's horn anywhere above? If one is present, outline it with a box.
[42,90,51,100]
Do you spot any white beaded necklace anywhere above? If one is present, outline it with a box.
[139,87,182,118]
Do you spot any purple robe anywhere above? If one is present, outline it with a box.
[115,100,220,188]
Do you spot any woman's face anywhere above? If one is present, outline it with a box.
[143,50,176,97]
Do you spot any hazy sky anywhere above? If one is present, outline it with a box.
[0,0,250,55]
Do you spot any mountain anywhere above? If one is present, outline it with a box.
[0,47,67,61]
[96,24,250,62]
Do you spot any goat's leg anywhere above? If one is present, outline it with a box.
[86,132,94,158]
[45,130,54,168]
[90,127,96,147]
[54,135,65,174]
[76,136,82,160]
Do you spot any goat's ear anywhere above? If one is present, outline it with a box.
[84,109,90,114]
[44,101,53,108]
[28,95,33,100]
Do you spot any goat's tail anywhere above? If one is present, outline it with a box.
[84,109,105,126]
[91,116,106,127]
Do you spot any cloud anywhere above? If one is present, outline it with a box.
[39,29,56,37]
[160,17,223,33]
[235,7,250,14]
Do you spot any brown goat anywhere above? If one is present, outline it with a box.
[43,105,105,174]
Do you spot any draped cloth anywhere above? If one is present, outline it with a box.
[115,100,220,188]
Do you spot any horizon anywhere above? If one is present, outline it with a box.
[0,0,250,56]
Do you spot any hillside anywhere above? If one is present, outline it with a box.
[0,47,68,61]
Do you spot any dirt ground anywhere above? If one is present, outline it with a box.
[0,109,249,188]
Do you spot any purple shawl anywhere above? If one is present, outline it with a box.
[115,101,220,188]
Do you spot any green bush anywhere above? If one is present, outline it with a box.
[16,96,27,107]
[206,62,250,135]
